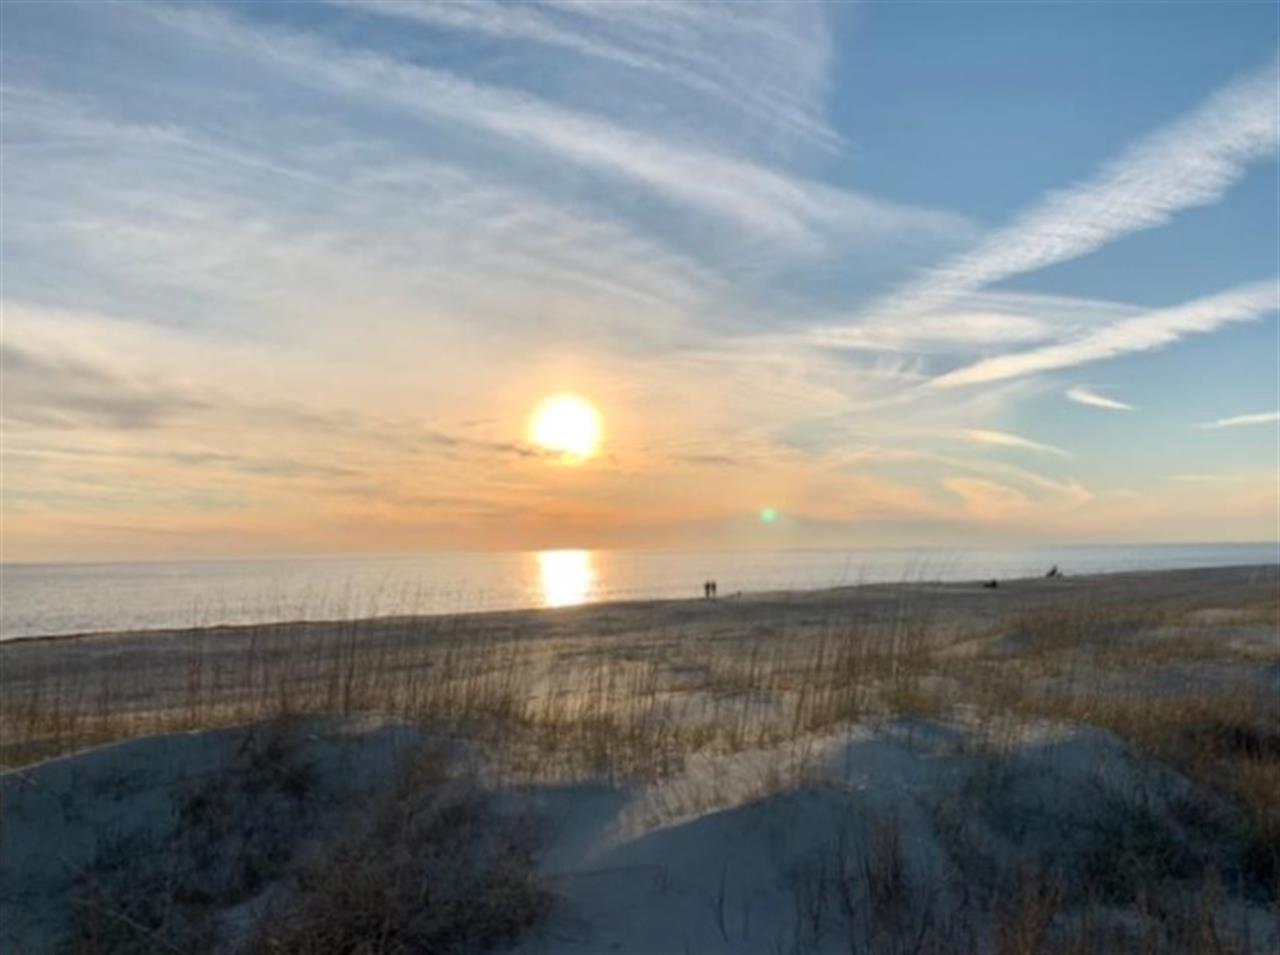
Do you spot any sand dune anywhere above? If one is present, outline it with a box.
[2,565,1277,953]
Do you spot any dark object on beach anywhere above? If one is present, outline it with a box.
[703,580,718,599]
[983,579,999,589]
[1045,565,1062,578]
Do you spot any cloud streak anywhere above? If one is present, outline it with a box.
[144,3,963,246]
[0,341,208,431]
[933,280,1279,388]
[870,53,1280,321]
[2,85,733,343]
[3,4,1275,558]
[817,311,1053,352]
[328,0,839,148]
[1065,386,1134,411]
[1196,410,1280,429]
[962,429,1071,458]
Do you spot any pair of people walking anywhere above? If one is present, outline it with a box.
[702,579,718,599]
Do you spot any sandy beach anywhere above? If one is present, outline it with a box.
[3,563,1278,953]
[3,564,1276,727]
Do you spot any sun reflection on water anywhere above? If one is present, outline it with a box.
[536,549,595,608]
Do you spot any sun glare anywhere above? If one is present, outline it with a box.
[529,394,603,461]
[536,549,595,608]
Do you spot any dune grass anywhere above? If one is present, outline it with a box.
[1,577,1276,952]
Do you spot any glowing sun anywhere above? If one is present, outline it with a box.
[529,394,603,461]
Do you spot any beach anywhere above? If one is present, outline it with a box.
[3,563,1275,719]
[3,563,1278,953]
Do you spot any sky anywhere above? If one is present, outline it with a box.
[2,0,1278,561]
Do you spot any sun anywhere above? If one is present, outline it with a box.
[529,394,603,461]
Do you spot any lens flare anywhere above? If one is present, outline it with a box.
[760,507,779,524]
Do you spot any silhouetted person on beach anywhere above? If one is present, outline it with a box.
[703,580,712,599]
[711,580,718,598]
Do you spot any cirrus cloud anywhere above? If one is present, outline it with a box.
[932,280,1279,388]
[867,53,1280,323]
[961,429,1071,458]
[1065,386,1134,411]
[1195,410,1280,429]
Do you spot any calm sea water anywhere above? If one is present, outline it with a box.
[1,542,1275,641]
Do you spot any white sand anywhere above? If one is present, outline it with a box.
[4,714,1276,953]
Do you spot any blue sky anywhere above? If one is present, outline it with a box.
[2,1,1277,560]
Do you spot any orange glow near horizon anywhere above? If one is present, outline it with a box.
[529,394,603,462]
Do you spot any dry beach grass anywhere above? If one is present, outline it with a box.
[1,564,1277,952]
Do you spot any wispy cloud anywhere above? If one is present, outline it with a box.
[869,53,1279,321]
[3,3,1275,558]
[961,429,1071,458]
[332,0,667,74]
[942,476,1030,519]
[1065,386,1134,411]
[142,3,962,247]
[932,280,1279,388]
[817,311,1053,352]
[1196,410,1280,429]
[540,1,836,145]
[0,341,207,431]
[2,85,727,339]
[815,287,1145,354]
[328,0,839,148]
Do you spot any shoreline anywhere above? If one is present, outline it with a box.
[5,538,1277,568]
[3,561,1276,649]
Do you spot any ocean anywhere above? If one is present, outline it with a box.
[2,541,1276,641]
